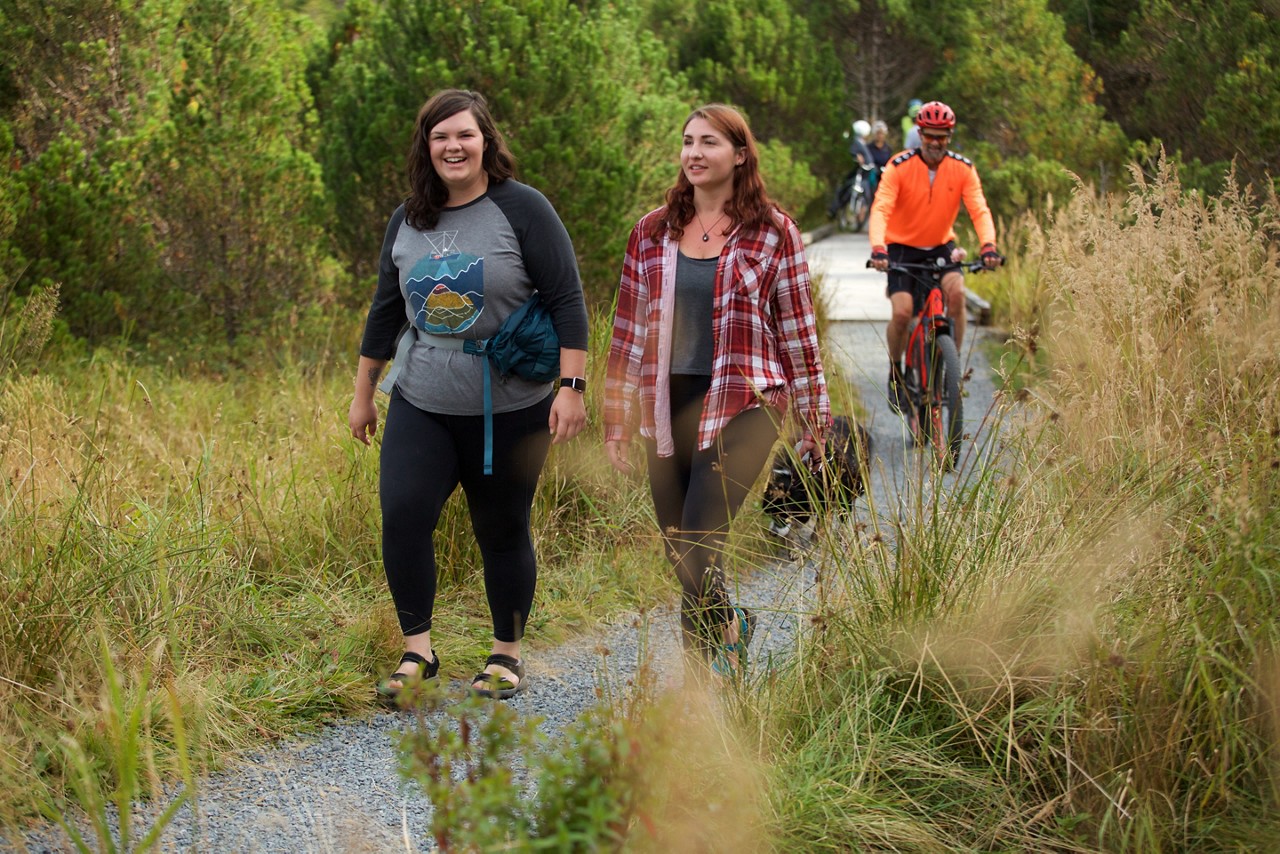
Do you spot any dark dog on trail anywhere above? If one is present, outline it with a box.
[763,415,872,537]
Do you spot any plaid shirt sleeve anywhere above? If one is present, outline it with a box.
[770,216,831,439]
[604,219,652,443]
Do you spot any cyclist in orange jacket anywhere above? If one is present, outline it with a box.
[869,100,1000,413]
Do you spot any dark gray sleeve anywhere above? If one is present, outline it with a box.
[358,205,408,360]
[490,181,590,350]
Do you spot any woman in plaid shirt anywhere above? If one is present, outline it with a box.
[604,104,830,676]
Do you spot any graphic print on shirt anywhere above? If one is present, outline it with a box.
[405,230,484,334]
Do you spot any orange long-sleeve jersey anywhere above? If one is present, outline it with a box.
[868,149,996,250]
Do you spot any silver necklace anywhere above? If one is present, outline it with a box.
[694,210,728,242]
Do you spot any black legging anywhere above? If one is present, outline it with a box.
[645,374,780,650]
[379,387,553,642]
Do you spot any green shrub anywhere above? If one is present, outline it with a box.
[395,663,772,852]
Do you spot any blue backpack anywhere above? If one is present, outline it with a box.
[380,293,560,475]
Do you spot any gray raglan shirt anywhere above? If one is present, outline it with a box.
[359,179,589,416]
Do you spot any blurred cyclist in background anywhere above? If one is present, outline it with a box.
[867,120,892,196]
[827,118,875,219]
[900,99,922,147]
[850,119,873,171]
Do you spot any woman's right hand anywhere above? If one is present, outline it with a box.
[605,438,633,474]
[349,397,378,446]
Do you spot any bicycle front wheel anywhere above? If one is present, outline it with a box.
[851,194,870,233]
[929,334,963,467]
[836,202,851,232]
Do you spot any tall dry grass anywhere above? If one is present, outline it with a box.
[754,159,1280,851]
[0,354,399,823]
[1046,160,1279,475]
[0,308,667,826]
[1034,157,1280,850]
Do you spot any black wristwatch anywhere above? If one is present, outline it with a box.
[559,377,587,393]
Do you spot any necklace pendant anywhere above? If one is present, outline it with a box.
[702,233,709,242]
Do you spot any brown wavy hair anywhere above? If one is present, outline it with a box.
[648,103,780,243]
[405,89,515,230]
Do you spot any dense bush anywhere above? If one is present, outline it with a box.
[148,0,334,346]
[0,0,335,348]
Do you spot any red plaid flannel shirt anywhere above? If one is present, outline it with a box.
[604,206,830,456]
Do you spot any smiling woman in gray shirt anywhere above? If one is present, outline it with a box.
[349,89,589,702]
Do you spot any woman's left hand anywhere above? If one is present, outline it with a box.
[548,387,587,444]
[797,434,826,466]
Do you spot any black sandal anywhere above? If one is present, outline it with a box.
[376,651,440,703]
[470,653,527,699]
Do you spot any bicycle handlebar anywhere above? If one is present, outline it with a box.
[864,255,1004,274]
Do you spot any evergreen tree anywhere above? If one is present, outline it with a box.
[643,0,847,181]
[801,0,940,145]
[0,0,334,347]
[1052,0,1279,193]
[0,0,181,341]
[152,0,332,346]
[932,0,1127,168]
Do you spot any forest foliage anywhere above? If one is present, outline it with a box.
[1,0,1273,352]
[1051,0,1280,194]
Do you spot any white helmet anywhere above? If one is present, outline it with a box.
[852,119,871,139]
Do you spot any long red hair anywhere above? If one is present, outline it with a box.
[648,103,780,243]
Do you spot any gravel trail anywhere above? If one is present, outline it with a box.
[15,319,999,854]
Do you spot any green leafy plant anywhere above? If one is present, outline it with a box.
[396,680,638,852]
[396,648,772,852]
[40,636,193,854]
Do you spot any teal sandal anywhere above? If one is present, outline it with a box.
[376,651,440,704]
[471,653,528,700]
[710,607,756,677]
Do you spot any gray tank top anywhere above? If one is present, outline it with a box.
[671,251,718,376]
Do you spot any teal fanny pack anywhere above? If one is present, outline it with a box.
[380,293,560,475]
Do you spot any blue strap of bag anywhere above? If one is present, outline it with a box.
[419,333,499,475]
[379,328,500,474]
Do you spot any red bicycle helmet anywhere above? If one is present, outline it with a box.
[915,101,956,130]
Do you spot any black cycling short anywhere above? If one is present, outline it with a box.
[886,242,956,313]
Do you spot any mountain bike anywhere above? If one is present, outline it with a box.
[869,254,999,468]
